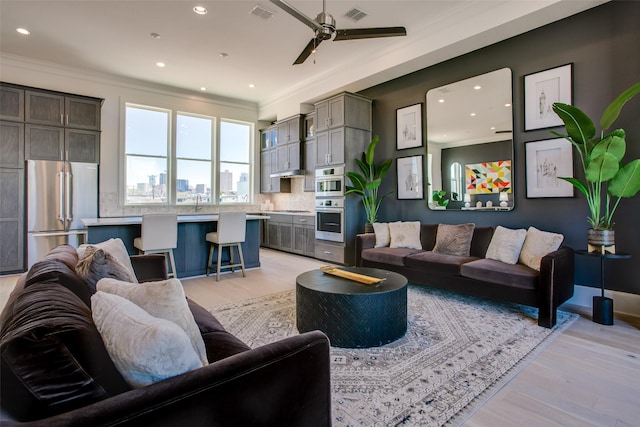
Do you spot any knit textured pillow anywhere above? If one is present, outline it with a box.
[518,226,564,270]
[76,246,136,293]
[432,223,475,256]
[485,226,527,265]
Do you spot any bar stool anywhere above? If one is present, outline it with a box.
[133,214,178,278]
[206,212,246,281]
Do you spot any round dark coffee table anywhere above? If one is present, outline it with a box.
[296,267,408,348]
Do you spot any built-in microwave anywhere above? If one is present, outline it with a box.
[315,166,344,198]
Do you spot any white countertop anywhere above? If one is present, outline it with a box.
[82,214,269,227]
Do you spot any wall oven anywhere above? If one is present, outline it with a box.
[315,198,344,243]
[315,166,344,198]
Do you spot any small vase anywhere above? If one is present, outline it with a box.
[587,229,615,253]
[364,223,374,234]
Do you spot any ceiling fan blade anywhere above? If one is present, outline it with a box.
[269,0,323,32]
[333,27,407,41]
[293,37,323,65]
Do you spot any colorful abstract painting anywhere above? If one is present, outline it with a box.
[465,160,512,194]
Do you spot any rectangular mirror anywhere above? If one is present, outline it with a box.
[426,68,514,211]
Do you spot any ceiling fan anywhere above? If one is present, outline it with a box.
[269,0,407,65]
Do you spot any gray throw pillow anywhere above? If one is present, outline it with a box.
[432,223,475,256]
[76,246,136,293]
[485,226,527,265]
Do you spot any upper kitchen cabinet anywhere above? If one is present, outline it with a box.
[260,125,277,151]
[25,90,101,130]
[0,85,25,122]
[0,121,25,168]
[276,115,303,145]
[314,93,371,132]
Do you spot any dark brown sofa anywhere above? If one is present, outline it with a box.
[1,245,331,426]
[355,224,575,328]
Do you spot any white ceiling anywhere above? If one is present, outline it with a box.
[0,0,606,120]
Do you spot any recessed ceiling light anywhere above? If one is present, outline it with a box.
[193,6,207,15]
[438,99,445,103]
[16,28,30,35]
[505,103,511,107]
[249,84,255,88]
[470,113,476,117]
[200,87,207,91]
[156,62,166,68]
[474,85,481,90]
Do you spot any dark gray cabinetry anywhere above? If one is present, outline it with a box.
[0,85,25,122]
[304,139,315,192]
[276,141,301,172]
[263,214,314,257]
[314,93,371,132]
[274,115,302,173]
[25,90,101,130]
[315,127,344,167]
[260,141,290,194]
[276,115,302,145]
[260,126,277,151]
[0,120,25,273]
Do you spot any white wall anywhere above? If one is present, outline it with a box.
[1,54,260,216]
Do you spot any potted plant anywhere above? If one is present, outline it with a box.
[345,135,393,232]
[552,82,640,251]
[431,190,449,209]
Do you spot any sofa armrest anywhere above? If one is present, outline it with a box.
[355,233,376,267]
[130,254,169,282]
[7,331,331,427]
[537,246,575,328]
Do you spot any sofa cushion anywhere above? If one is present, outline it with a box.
[389,221,422,249]
[76,245,136,293]
[78,238,137,281]
[97,277,208,365]
[432,223,475,256]
[361,247,424,266]
[0,283,130,422]
[24,259,93,307]
[372,222,392,247]
[404,251,479,276]
[469,226,495,258]
[519,226,564,271]
[485,226,527,265]
[91,292,203,388]
[460,258,539,289]
[187,299,251,363]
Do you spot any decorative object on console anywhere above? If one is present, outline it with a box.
[552,81,640,253]
[499,191,509,207]
[464,193,471,207]
[345,135,393,226]
[465,160,511,194]
[525,138,574,198]
[476,200,482,208]
[486,200,493,208]
[396,155,423,199]
[524,63,572,131]
[396,103,423,150]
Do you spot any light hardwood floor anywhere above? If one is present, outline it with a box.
[1,248,638,426]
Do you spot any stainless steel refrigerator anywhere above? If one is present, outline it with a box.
[27,159,98,267]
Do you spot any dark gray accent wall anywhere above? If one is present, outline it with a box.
[358,0,640,294]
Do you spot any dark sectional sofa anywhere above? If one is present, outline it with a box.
[1,245,331,426]
[355,224,575,328]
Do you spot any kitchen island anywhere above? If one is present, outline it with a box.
[82,214,267,278]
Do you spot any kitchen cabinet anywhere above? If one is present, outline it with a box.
[276,141,301,172]
[304,139,315,192]
[260,125,277,151]
[293,216,315,257]
[25,90,101,130]
[276,115,302,145]
[25,124,100,163]
[314,93,371,132]
[0,85,25,122]
[0,168,24,273]
[260,148,290,194]
[315,127,344,167]
[1,121,24,168]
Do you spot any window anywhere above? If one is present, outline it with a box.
[176,113,215,204]
[450,162,463,201]
[125,105,170,204]
[219,120,252,203]
[124,103,252,206]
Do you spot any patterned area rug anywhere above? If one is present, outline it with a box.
[210,286,577,426]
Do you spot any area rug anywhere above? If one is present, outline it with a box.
[210,286,577,426]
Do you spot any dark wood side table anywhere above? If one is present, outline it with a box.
[296,267,408,348]
[575,250,631,325]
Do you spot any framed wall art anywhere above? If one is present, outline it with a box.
[396,103,423,150]
[396,155,424,199]
[524,63,573,131]
[525,138,574,198]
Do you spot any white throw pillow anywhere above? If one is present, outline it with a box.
[389,221,422,250]
[485,226,527,265]
[97,277,208,365]
[78,238,137,282]
[372,222,391,247]
[91,291,203,388]
[518,226,564,271]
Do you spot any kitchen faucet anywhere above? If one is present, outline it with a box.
[195,195,202,212]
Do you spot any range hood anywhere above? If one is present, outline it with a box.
[270,169,305,178]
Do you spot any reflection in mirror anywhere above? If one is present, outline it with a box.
[426,68,513,211]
